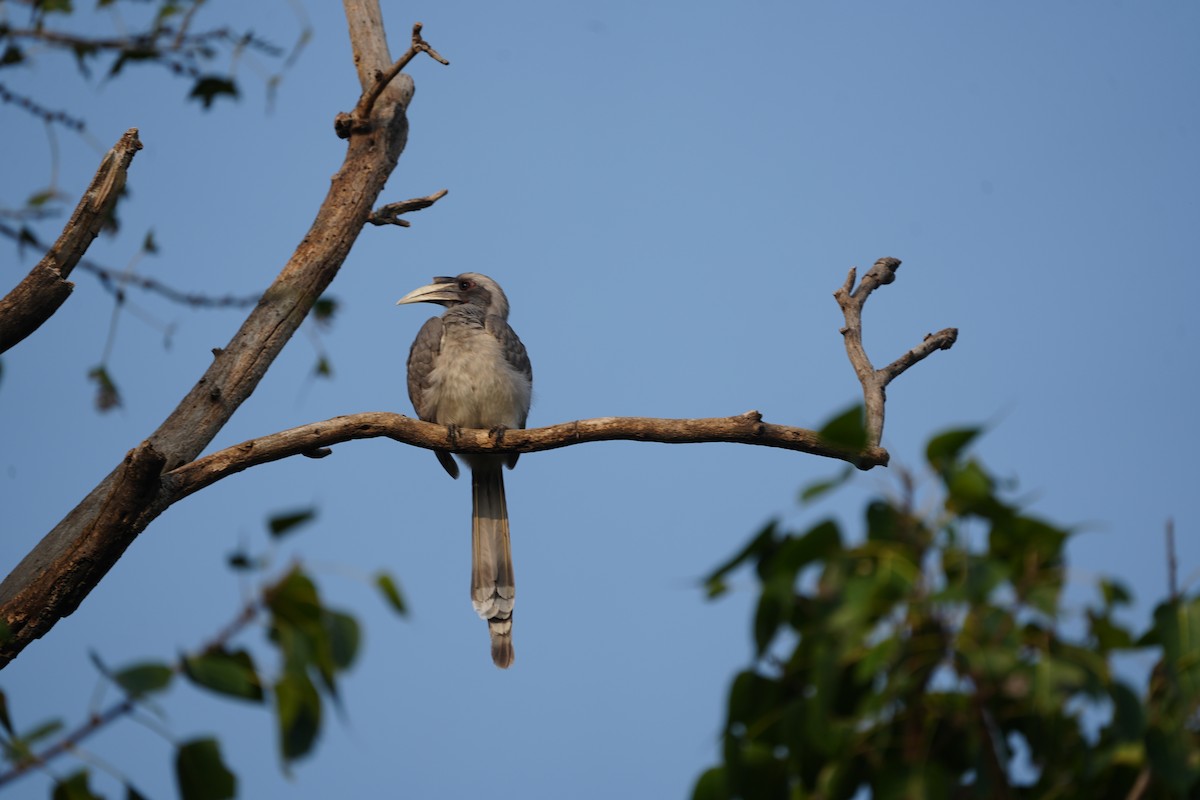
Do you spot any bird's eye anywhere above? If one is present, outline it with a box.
[458,279,474,290]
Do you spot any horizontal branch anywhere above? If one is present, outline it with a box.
[0,128,142,353]
[166,410,889,500]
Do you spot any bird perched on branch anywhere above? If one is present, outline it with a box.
[397,273,532,668]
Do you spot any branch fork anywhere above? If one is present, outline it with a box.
[834,257,958,448]
[335,22,448,139]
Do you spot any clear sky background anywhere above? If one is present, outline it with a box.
[2,1,1198,798]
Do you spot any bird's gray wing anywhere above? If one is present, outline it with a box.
[486,316,532,468]
[407,316,459,479]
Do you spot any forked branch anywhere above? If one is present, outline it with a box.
[834,257,958,447]
[336,22,448,138]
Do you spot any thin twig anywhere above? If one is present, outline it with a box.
[0,222,261,310]
[337,22,448,138]
[368,188,448,227]
[1123,766,1151,800]
[0,576,268,788]
[1167,518,1178,600]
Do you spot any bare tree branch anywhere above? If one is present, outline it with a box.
[0,1,414,669]
[335,22,446,138]
[0,129,142,354]
[164,411,890,502]
[834,257,958,448]
[368,188,449,226]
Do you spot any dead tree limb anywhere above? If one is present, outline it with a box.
[0,0,415,669]
[835,257,958,447]
[0,129,142,353]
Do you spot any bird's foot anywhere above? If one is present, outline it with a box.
[445,423,461,448]
[488,424,509,444]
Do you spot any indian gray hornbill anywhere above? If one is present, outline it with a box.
[397,273,532,668]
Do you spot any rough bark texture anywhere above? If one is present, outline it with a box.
[0,129,142,353]
[0,0,413,668]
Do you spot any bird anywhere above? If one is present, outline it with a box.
[397,273,532,668]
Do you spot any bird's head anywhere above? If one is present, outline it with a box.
[396,272,510,318]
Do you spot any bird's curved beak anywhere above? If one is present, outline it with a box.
[397,279,458,306]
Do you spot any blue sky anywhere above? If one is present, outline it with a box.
[2,1,1198,797]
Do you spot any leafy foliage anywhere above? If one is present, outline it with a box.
[0,511,407,797]
[696,422,1200,799]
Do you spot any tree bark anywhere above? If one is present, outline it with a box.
[0,0,413,668]
[0,129,142,354]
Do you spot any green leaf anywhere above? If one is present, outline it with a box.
[866,500,904,543]
[87,364,122,411]
[1145,719,1198,794]
[704,520,778,598]
[37,0,74,13]
[0,44,24,67]
[17,225,39,250]
[268,508,316,538]
[798,466,853,505]
[182,649,264,702]
[375,572,407,616]
[925,426,982,475]
[1099,578,1132,608]
[1088,609,1134,652]
[175,737,236,800]
[114,661,174,697]
[155,2,183,24]
[189,76,239,109]
[1151,597,1200,699]
[274,672,322,762]
[20,718,64,746]
[817,404,867,451]
[267,569,322,628]
[944,459,995,514]
[1108,681,1144,742]
[226,549,265,571]
[312,296,338,326]
[27,189,57,207]
[125,784,150,800]
[767,519,842,582]
[752,587,787,657]
[142,229,158,254]
[692,766,730,800]
[312,355,333,378]
[322,610,360,671]
[0,688,11,735]
[52,770,100,800]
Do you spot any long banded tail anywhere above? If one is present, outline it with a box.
[470,464,515,668]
